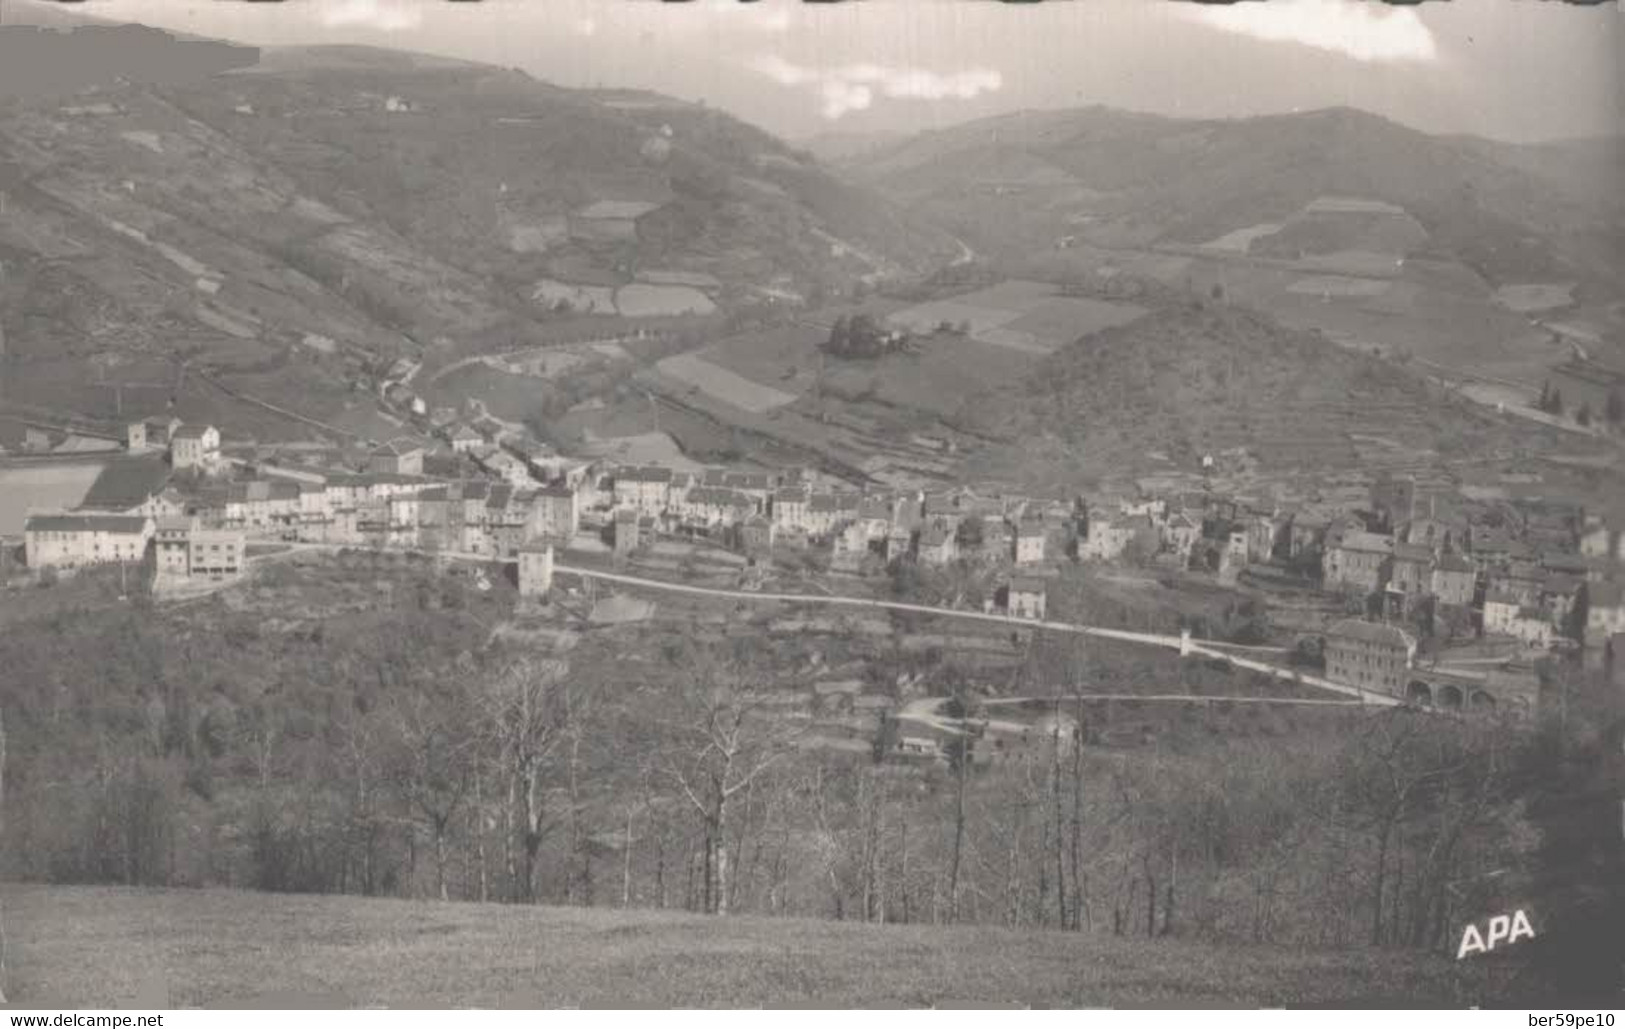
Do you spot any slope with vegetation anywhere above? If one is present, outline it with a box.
[0,15,953,437]
[0,554,1618,1005]
[849,105,1620,292]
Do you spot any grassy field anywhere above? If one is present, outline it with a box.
[3,885,1531,1008]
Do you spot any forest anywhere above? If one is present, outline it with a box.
[0,555,1618,1000]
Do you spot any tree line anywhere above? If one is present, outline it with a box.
[0,579,1616,992]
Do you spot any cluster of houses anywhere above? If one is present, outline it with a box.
[599,463,1075,619]
[18,405,1625,699]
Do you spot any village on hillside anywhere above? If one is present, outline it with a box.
[8,399,1625,722]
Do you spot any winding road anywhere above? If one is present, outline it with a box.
[242,539,1399,706]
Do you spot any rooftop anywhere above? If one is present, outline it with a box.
[1391,542,1433,563]
[1591,581,1625,608]
[1337,531,1394,554]
[26,513,150,535]
[618,465,674,484]
[1434,553,1473,574]
[77,456,172,511]
[1325,618,1413,649]
[372,438,424,458]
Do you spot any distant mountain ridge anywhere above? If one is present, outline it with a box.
[843,104,1623,294]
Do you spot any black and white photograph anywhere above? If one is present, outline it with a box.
[0,0,1619,1012]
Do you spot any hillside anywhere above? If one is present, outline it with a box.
[845,106,1625,387]
[0,19,955,437]
[5,885,1540,1007]
[959,297,1575,490]
[848,105,1620,289]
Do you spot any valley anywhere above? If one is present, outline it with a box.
[0,5,1621,1011]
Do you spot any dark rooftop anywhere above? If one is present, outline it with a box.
[76,456,172,512]
[26,513,150,535]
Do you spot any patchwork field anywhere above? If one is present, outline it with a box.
[1200,222,1283,252]
[615,283,716,317]
[655,352,798,413]
[1493,283,1577,314]
[884,280,1147,355]
[1287,275,1393,298]
[576,429,709,471]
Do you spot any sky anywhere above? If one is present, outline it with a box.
[18,0,1623,144]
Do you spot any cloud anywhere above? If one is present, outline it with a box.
[317,0,423,33]
[746,56,1002,120]
[1181,0,1436,63]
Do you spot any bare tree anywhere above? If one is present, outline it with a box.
[387,677,476,901]
[662,651,801,915]
[480,655,580,903]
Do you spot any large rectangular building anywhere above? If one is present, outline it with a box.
[531,482,580,540]
[1323,619,1416,697]
[24,513,154,571]
[189,529,245,578]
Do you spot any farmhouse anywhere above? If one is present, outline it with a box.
[1246,509,1288,563]
[831,522,870,570]
[224,479,302,533]
[1323,619,1415,696]
[1387,542,1434,598]
[1429,553,1477,607]
[531,482,580,540]
[771,487,809,532]
[1482,592,1524,639]
[917,522,957,566]
[446,423,484,454]
[24,512,154,571]
[1487,562,1543,608]
[481,486,535,559]
[1322,531,1393,592]
[1005,577,1048,620]
[1080,513,1136,562]
[1400,518,1461,556]
[479,449,532,488]
[740,516,775,557]
[680,487,755,530]
[1286,510,1331,560]
[979,517,1013,563]
[804,493,860,538]
[1014,520,1047,565]
[614,465,673,517]
[188,527,246,579]
[170,423,221,471]
[1506,608,1555,648]
[1161,511,1201,561]
[154,517,192,577]
[370,439,425,477]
